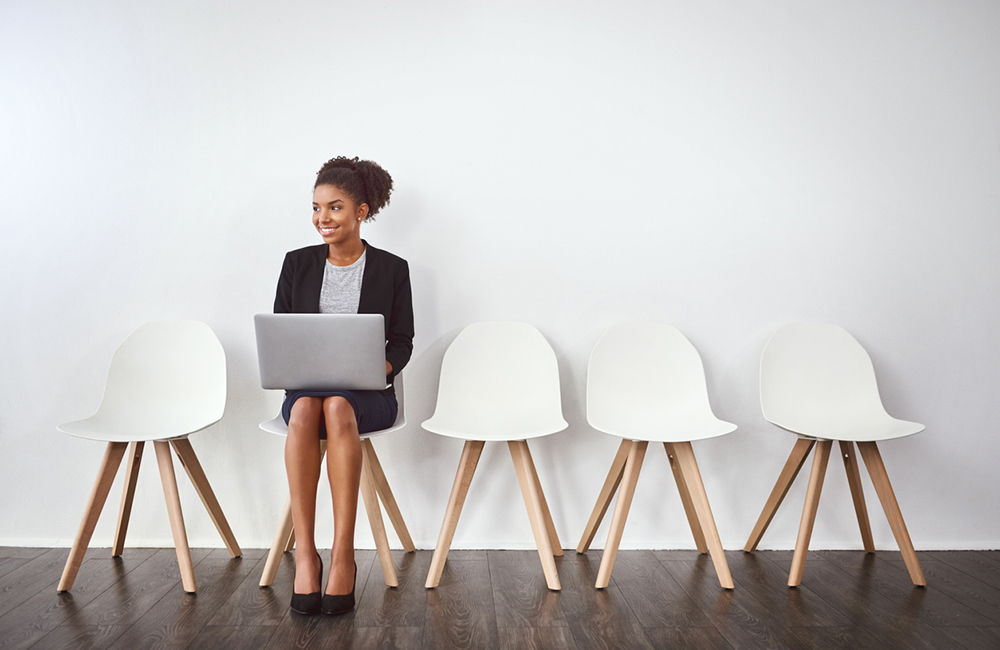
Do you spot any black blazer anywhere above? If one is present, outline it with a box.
[273,241,414,382]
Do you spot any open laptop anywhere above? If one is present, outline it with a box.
[254,313,387,390]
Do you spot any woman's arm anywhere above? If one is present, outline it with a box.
[384,260,414,378]
[274,252,294,314]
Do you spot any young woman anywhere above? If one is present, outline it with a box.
[273,156,413,615]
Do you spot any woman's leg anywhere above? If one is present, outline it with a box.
[323,396,362,595]
[285,396,324,594]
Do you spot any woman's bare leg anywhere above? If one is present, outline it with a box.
[285,396,324,594]
[323,396,362,595]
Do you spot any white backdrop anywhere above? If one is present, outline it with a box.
[2,0,999,552]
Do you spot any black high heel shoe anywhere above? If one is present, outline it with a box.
[321,561,357,616]
[290,552,323,615]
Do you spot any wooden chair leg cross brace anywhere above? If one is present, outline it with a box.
[577,439,733,590]
[426,440,563,591]
[743,438,926,587]
[58,438,242,593]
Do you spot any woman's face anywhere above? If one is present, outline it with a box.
[312,183,368,246]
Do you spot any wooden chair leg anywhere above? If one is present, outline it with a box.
[788,440,832,587]
[508,441,561,591]
[744,438,816,552]
[170,438,241,558]
[426,440,485,589]
[857,441,926,586]
[840,440,875,553]
[522,442,563,556]
[577,439,630,554]
[58,442,128,592]
[362,439,416,552]
[595,440,646,589]
[665,442,707,554]
[112,441,144,557]
[668,442,734,589]
[283,526,296,552]
[360,444,398,587]
[260,497,294,587]
[154,440,197,593]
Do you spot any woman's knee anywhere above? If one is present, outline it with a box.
[288,397,323,436]
[323,397,357,436]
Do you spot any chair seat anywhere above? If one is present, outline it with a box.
[58,417,215,443]
[592,416,737,443]
[770,415,924,442]
[422,415,567,441]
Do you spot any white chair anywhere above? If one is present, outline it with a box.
[577,322,735,589]
[744,322,926,587]
[423,322,568,591]
[57,320,241,594]
[257,373,415,588]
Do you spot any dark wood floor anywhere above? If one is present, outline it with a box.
[1,546,998,650]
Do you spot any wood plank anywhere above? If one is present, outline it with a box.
[939,626,1000,650]
[353,549,430,628]
[67,548,212,627]
[576,439,630,554]
[882,556,1000,624]
[818,551,993,627]
[489,550,568,628]
[555,552,656,650]
[719,550,854,628]
[28,624,130,650]
[611,550,711,628]
[0,549,72,618]
[743,438,815,552]
[758,552,968,650]
[423,559,499,650]
[188,625,277,650]
[926,551,1000,591]
[641,627,733,650]
[0,550,156,650]
[660,553,807,650]
[105,555,259,650]
[208,554,293,627]
[786,626,885,650]
[499,626,579,650]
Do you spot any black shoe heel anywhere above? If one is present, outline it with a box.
[290,553,323,615]
[321,561,357,616]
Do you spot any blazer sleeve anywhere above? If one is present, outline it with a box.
[385,259,414,379]
[273,252,294,314]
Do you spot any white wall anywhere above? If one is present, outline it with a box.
[2,0,998,552]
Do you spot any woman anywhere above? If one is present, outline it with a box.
[273,156,413,615]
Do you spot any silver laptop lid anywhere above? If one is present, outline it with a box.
[254,313,387,390]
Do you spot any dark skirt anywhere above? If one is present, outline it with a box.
[281,387,398,439]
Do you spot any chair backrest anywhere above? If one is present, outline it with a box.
[422,321,567,440]
[92,320,227,438]
[588,322,735,441]
[259,372,406,438]
[760,322,921,440]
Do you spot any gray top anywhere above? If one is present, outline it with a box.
[319,247,366,315]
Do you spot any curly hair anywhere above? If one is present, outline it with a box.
[315,156,393,220]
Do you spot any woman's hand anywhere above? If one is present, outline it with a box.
[386,361,393,376]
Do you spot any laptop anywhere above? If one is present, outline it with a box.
[254,313,387,390]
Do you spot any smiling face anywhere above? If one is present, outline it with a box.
[312,183,369,246]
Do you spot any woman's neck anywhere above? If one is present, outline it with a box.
[327,238,365,267]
